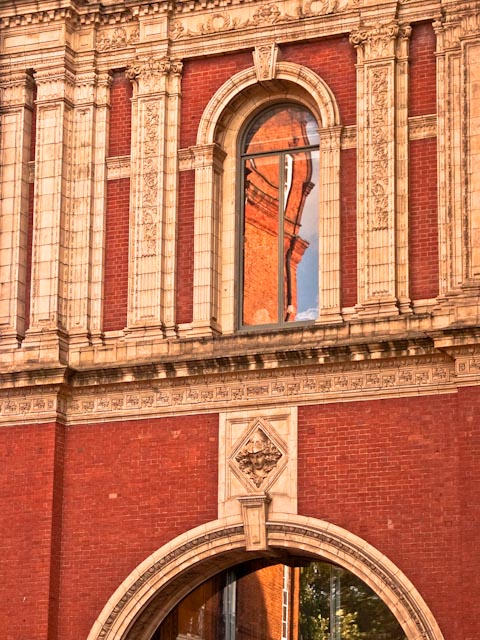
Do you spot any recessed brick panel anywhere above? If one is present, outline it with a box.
[409,137,439,300]
[176,170,195,324]
[340,147,357,308]
[108,71,132,157]
[409,22,437,117]
[103,178,130,331]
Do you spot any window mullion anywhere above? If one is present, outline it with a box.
[278,151,285,325]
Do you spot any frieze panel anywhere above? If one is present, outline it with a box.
[96,25,139,52]
[169,0,353,40]
[1,349,477,425]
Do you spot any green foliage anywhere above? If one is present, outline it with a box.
[298,562,406,640]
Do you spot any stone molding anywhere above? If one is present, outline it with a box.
[2,349,477,426]
[85,515,445,640]
[106,156,131,181]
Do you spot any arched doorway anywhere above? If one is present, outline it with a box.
[87,516,444,640]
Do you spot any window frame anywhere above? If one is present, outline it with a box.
[236,102,321,332]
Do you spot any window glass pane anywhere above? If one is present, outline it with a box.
[243,155,280,326]
[283,149,319,322]
[244,105,319,155]
[153,559,407,640]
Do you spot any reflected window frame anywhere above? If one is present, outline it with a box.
[237,102,320,331]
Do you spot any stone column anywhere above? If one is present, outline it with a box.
[350,23,401,318]
[24,67,74,360]
[126,57,181,338]
[0,71,34,348]
[191,143,226,337]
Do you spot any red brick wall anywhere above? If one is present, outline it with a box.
[409,22,436,118]
[281,36,357,126]
[176,171,195,324]
[409,137,439,299]
[408,22,438,301]
[102,178,130,331]
[103,71,132,332]
[0,422,64,640]
[180,51,253,149]
[56,413,219,640]
[108,71,132,157]
[458,387,480,640]
[298,389,480,640]
[341,148,357,308]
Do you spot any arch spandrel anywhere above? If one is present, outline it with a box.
[87,515,445,640]
[197,62,342,149]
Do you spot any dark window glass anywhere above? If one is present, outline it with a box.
[241,105,319,328]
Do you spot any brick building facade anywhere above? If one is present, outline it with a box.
[0,0,479,639]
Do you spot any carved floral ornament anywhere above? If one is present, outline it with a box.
[230,418,287,491]
[168,0,357,40]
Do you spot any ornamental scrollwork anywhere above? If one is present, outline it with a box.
[96,26,139,52]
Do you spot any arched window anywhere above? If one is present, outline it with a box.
[239,104,320,328]
[152,558,407,640]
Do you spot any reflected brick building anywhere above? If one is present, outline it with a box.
[0,1,479,640]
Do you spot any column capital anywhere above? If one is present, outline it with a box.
[126,56,183,94]
[350,21,399,61]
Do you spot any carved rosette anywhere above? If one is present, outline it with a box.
[229,418,287,492]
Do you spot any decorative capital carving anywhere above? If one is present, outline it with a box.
[0,71,35,108]
[350,22,399,60]
[253,43,279,81]
[191,143,227,171]
[34,68,75,102]
[127,56,183,93]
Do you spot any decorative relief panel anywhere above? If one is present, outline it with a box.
[219,407,297,520]
[96,25,139,51]
[0,354,459,425]
[230,417,287,491]
[168,0,353,40]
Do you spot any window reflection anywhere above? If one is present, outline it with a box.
[241,105,319,328]
[152,559,407,640]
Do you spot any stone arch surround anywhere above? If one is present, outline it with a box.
[87,515,444,640]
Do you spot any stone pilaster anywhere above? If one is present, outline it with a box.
[350,23,400,317]
[126,57,182,338]
[436,5,480,320]
[160,59,183,338]
[395,25,412,314]
[89,73,112,344]
[190,143,226,337]
[0,71,35,348]
[63,72,103,346]
[24,66,75,360]
[317,125,342,323]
